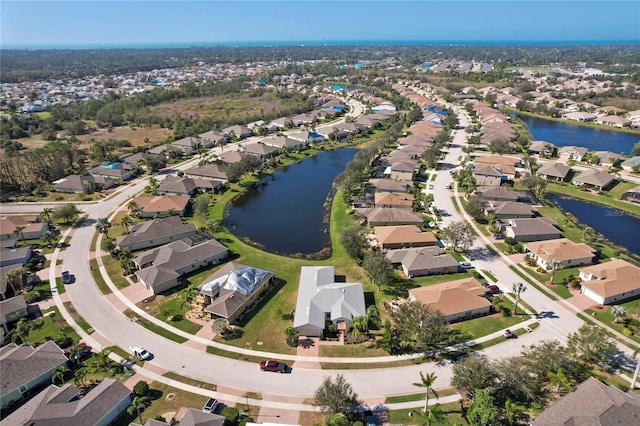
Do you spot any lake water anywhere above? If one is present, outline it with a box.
[517,114,639,155]
[547,194,640,255]
[224,148,357,257]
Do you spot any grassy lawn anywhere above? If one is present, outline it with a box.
[137,294,203,335]
[450,311,527,340]
[585,300,640,346]
[23,306,81,348]
[318,338,390,358]
[63,302,93,334]
[385,388,460,404]
[387,401,469,425]
[163,372,217,391]
[516,265,574,299]
[90,258,112,295]
[102,255,131,290]
[546,182,640,217]
[122,309,187,344]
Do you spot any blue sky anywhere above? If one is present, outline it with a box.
[2,1,639,48]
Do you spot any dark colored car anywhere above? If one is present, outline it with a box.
[61,271,73,284]
[259,360,287,373]
[486,284,500,294]
[70,346,92,364]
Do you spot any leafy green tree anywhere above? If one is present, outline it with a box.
[567,324,616,365]
[424,403,446,426]
[7,318,33,343]
[547,368,573,393]
[313,374,360,417]
[73,367,88,387]
[285,327,299,345]
[340,225,366,261]
[388,301,450,353]
[362,251,394,291]
[413,371,438,413]
[465,195,485,221]
[133,380,150,397]
[53,203,81,224]
[504,399,527,426]
[441,221,476,252]
[466,388,499,426]
[489,139,512,154]
[451,355,497,395]
[194,196,210,219]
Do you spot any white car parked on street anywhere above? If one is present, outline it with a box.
[129,345,152,360]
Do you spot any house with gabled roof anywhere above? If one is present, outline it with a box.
[504,217,561,243]
[0,215,48,242]
[622,156,640,171]
[524,238,597,270]
[293,266,366,337]
[531,377,640,425]
[158,176,222,195]
[374,225,437,250]
[0,341,69,410]
[115,215,197,251]
[88,161,134,181]
[0,295,28,332]
[596,115,631,128]
[483,201,536,220]
[185,163,229,182]
[621,186,640,204]
[386,246,459,278]
[356,208,424,227]
[408,277,492,322]
[198,261,275,324]
[572,169,616,191]
[3,378,132,425]
[374,192,415,209]
[366,179,411,194]
[536,162,571,182]
[132,195,191,218]
[134,236,228,294]
[52,175,96,193]
[262,135,307,150]
[222,124,253,139]
[558,145,589,162]
[242,141,279,158]
[579,258,640,305]
[385,160,418,181]
[477,187,529,203]
[528,140,555,156]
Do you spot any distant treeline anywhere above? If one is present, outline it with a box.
[2,44,640,83]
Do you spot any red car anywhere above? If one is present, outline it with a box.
[259,360,287,373]
[486,285,500,294]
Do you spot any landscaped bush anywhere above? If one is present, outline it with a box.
[221,406,239,426]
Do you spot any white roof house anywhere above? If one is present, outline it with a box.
[293,266,366,337]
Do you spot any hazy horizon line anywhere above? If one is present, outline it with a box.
[3,38,639,50]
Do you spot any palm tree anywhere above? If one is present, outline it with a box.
[40,207,54,222]
[7,318,33,343]
[90,348,113,372]
[504,399,527,426]
[350,315,369,333]
[284,327,299,345]
[3,269,24,295]
[95,218,111,238]
[13,226,26,242]
[181,287,197,309]
[127,200,141,217]
[42,230,55,247]
[74,367,88,388]
[51,365,69,386]
[485,212,498,226]
[611,305,626,324]
[366,305,380,329]
[128,395,151,425]
[120,215,134,234]
[413,371,439,414]
[423,403,446,426]
[512,282,527,315]
[548,259,562,284]
[547,368,573,393]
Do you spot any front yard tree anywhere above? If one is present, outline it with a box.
[313,374,360,417]
[512,282,527,315]
[340,225,366,261]
[465,195,485,221]
[95,217,111,238]
[389,301,450,353]
[413,371,438,414]
[441,221,476,252]
[362,251,394,291]
[611,305,626,324]
[53,203,81,224]
[466,388,499,426]
[284,327,299,346]
[567,324,616,365]
[451,355,497,395]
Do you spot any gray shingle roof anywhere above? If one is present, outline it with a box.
[1,341,68,397]
[115,216,197,249]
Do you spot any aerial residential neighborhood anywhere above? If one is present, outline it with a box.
[2,2,640,425]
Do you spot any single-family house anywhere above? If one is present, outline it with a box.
[0,341,69,410]
[374,225,437,250]
[222,124,253,139]
[473,155,520,180]
[198,262,275,324]
[562,111,597,122]
[356,208,424,227]
[596,115,631,127]
[530,377,640,425]
[0,295,28,332]
[528,141,555,156]
[473,166,503,187]
[0,245,31,268]
[134,408,225,426]
[3,378,132,426]
[219,151,251,165]
[621,156,640,172]
[157,176,222,195]
[483,201,537,219]
[593,151,625,167]
[374,192,415,209]
[293,266,366,337]
[536,162,571,182]
[184,163,229,182]
[242,141,279,158]
[288,131,325,145]
[115,216,197,251]
[0,215,48,242]
[119,152,164,170]
[572,169,616,191]
[524,238,597,270]
[385,160,418,181]
[134,236,228,294]
[558,146,589,162]
[579,258,640,305]
[366,179,412,194]
[52,175,96,193]
[198,130,228,147]
[621,186,640,204]
[262,135,307,150]
[504,217,561,243]
[386,246,459,278]
[408,277,492,322]
[88,161,134,181]
[131,195,191,218]
[477,187,530,203]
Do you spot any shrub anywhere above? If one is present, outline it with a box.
[134,380,149,397]
[623,328,634,336]
[221,407,239,426]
